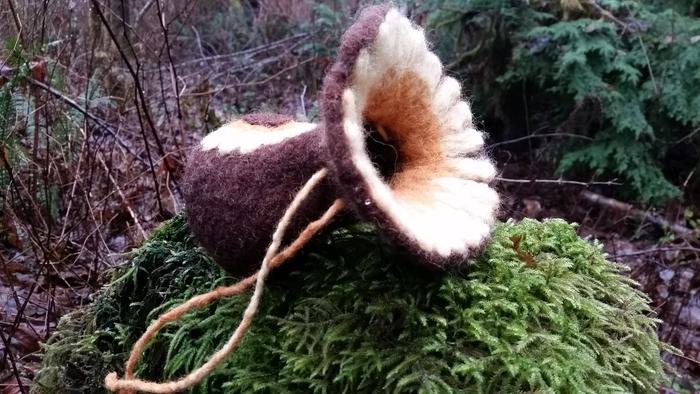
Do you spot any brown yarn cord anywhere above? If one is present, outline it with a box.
[105,169,344,393]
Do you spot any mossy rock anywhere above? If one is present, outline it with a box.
[33,215,665,393]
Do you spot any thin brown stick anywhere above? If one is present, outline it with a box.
[581,190,698,240]
[155,0,183,120]
[167,33,310,69]
[497,177,621,187]
[57,137,86,247]
[584,0,627,29]
[89,0,173,161]
[89,0,175,216]
[183,57,315,97]
[636,34,658,94]
[97,155,148,239]
[675,126,700,145]
[613,247,700,258]
[0,329,27,394]
[488,132,593,148]
[6,0,24,45]
[25,77,140,160]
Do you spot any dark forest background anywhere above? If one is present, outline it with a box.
[1,0,699,392]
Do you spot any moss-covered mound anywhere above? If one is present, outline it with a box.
[33,215,664,393]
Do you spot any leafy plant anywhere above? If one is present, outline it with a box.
[424,0,700,204]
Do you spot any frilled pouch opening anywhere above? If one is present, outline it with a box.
[321,6,500,267]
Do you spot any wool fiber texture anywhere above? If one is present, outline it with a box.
[321,5,499,269]
[183,119,335,275]
[240,112,293,127]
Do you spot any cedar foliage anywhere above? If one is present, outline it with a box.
[34,214,665,393]
[425,0,700,204]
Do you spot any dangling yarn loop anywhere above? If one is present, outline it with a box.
[105,169,344,393]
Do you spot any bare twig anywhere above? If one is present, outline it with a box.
[5,277,38,359]
[184,57,315,97]
[682,168,696,189]
[636,34,659,95]
[0,329,27,394]
[81,181,113,267]
[6,0,25,45]
[299,84,307,118]
[89,3,171,159]
[0,254,22,325]
[57,134,86,248]
[581,190,698,240]
[613,247,700,258]
[155,0,183,120]
[584,0,627,29]
[170,33,310,68]
[25,77,140,160]
[97,155,148,240]
[90,0,168,216]
[674,126,700,145]
[134,0,157,25]
[620,3,659,95]
[0,148,49,232]
[497,177,621,187]
[488,133,593,148]
[191,25,205,58]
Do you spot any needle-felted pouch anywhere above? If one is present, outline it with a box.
[183,4,499,275]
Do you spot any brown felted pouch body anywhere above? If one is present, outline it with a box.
[182,115,335,275]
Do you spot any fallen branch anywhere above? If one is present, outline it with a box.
[580,190,698,240]
[497,177,620,187]
[613,246,700,258]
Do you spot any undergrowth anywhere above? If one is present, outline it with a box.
[34,214,665,393]
[425,0,700,204]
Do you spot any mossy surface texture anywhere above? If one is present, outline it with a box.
[33,215,664,393]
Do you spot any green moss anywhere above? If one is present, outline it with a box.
[33,215,665,393]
